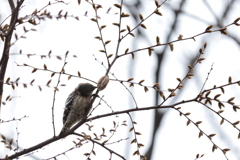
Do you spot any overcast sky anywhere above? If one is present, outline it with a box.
[1,0,240,160]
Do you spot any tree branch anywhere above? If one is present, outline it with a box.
[6,97,196,159]
[0,0,24,125]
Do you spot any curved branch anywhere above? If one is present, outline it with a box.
[6,97,196,159]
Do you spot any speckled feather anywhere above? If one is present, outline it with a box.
[63,91,76,124]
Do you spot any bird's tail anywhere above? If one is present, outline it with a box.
[59,123,70,136]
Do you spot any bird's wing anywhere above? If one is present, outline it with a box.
[63,91,76,124]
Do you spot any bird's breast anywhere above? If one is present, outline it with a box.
[72,95,90,113]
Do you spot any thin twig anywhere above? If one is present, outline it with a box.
[15,63,97,84]
[91,0,110,67]
[127,113,144,158]
[73,132,126,160]
[118,24,235,58]
[198,63,214,95]
[0,115,28,123]
[51,53,68,136]
[120,0,168,41]
[15,123,19,153]
[105,0,124,75]
[158,43,207,107]
[174,106,229,160]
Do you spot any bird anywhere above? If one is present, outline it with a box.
[60,83,96,135]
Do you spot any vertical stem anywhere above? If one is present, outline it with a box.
[0,0,24,123]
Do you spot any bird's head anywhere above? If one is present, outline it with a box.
[77,83,96,97]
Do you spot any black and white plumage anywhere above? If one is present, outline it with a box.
[60,83,96,135]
